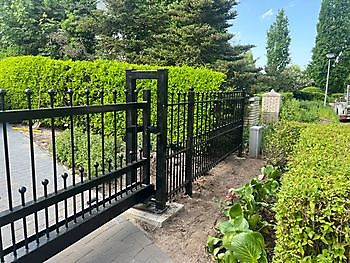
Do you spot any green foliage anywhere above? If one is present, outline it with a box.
[307,0,350,93]
[98,0,240,67]
[293,86,324,101]
[280,99,338,123]
[330,92,345,102]
[207,202,268,263]
[263,65,313,93]
[266,9,291,74]
[97,0,259,92]
[0,0,97,60]
[208,165,281,262]
[263,121,306,168]
[0,56,224,134]
[274,124,350,262]
[55,128,124,173]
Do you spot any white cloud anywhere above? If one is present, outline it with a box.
[261,9,274,19]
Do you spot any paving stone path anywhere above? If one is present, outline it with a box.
[0,124,174,263]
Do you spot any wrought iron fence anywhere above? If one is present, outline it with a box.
[0,88,154,262]
[0,68,245,262]
[165,89,245,198]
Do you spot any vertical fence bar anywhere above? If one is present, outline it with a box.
[100,90,106,207]
[85,89,92,214]
[126,70,137,186]
[42,179,50,238]
[18,187,28,249]
[0,90,17,257]
[48,90,60,233]
[25,89,39,243]
[67,89,77,223]
[112,90,118,197]
[142,90,151,185]
[175,92,181,193]
[155,69,168,210]
[185,88,195,196]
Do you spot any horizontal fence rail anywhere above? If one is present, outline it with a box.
[0,88,153,262]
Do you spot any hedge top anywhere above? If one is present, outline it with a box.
[0,56,226,109]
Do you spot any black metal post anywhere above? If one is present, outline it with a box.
[126,69,138,186]
[142,90,151,185]
[238,91,246,157]
[185,87,195,196]
[155,69,168,210]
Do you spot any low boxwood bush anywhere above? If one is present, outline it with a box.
[263,121,307,169]
[274,124,350,262]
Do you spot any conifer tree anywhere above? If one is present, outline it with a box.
[307,0,350,93]
[265,9,291,73]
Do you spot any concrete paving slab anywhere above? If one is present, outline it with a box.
[47,216,174,263]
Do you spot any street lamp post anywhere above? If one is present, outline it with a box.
[324,52,335,107]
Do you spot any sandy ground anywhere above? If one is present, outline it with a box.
[137,155,266,263]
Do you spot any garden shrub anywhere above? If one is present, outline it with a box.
[263,121,307,169]
[55,128,124,173]
[293,86,324,101]
[274,124,350,262]
[280,99,337,123]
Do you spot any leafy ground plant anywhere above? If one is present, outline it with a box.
[207,165,281,263]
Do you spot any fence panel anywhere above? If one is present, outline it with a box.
[0,88,153,262]
[166,90,245,198]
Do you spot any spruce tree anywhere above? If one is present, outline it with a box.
[307,0,350,93]
[145,0,239,67]
[265,9,291,73]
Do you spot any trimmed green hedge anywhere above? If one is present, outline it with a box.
[263,121,306,169]
[0,56,225,133]
[0,56,225,107]
[274,124,350,262]
[293,86,324,101]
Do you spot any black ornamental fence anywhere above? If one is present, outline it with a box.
[0,69,245,262]
[164,89,245,198]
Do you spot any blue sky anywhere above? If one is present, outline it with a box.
[230,0,321,69]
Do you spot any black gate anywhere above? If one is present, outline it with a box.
[0,69,245,262]
[0,85,154,262]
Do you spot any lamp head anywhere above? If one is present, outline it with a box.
[326,53,335,59]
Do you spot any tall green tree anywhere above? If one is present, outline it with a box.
[307,0,350,93]
[0,0,97,59]
[0,0,45,55]
[96,0,168,62]
[145,0,239,67]
[265,9,291,73]
[96,0,260,91]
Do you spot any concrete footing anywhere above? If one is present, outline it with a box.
[124,202,184,228]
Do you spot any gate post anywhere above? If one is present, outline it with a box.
[142,89,151,185]
[185,87,195,196]
[155,69,168,210]
[238,91,246,157]
[126,69,138,185]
